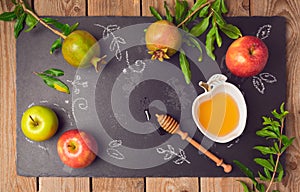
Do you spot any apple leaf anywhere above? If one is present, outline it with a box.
[220,23,242,39]
[205,27,216,60]
[175,0,188,25]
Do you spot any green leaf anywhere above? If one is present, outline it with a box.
[175,0,188,25]
[190,0,206,12]
[220,23,242,39]
[199,5,209,17]
[149,6,163,21]
[256,183,265,192]
[220,0,228,13]
[277,169,284,182]
[70,22,79,33]
[12,0,17,5]
[179,49,192,84]
[14,4,24,18]
[43,68,64,77]
[256,129,278,139]
[42,17,65,31]
[190,16,210,37]
[237,180,250,192]
[188,36,203,61]
[254,158,274,172]
[264,167,272,179]
[164,1,173,23]
[258,171,269,181]
[280,102,286,114]
[36,73,70,94]
[215,26,222,47]
[0,11,17,21]
[233,160,257,185]
[271,109,281,120]
[254,146,277,155]
[269,154,275,166]
[274,142,280,153]
[25,14,38,32]
[62,24,71,35]
[205,27,216,60]
[50,38,62,54]
[211,0,221,11]
[14,13,26,38]
[281,137,295,153]
[212,8,226,27]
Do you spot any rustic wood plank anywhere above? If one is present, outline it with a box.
[39,177,90,192]
[0,1,36,192]
[142,0,194,17]
[146,177,199,192]
[250,0,300,191]
[88,0,144,191]
[87,0,140,16]
[34,0,86,16]
[224,0,249,16]
[33,0,89,191]
[200,0,250,191]
[92,178,144,192]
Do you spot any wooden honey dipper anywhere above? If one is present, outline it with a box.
[156,114,232,173]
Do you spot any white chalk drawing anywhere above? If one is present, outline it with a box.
[65,100,69,104]
[25,138,48,151]
[72,98,88,122]
[123,51,146,73]
[156,145,190,165]
[94,24,126,61]
[40,100,48,104]
[67,75,88,95]
[28,102,35,108]
[107,140,125,160]
[227,144,234,148]
[252,72,277,94]
[257,24,272,40]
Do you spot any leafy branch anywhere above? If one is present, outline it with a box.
[234,103,295,192]
[0,0,79,53]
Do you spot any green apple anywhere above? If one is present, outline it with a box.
[21,105,59,141]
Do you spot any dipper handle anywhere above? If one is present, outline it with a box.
[176,129,232,173]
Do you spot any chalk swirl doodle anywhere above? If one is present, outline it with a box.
[107,140,125,160]
[123,51,146,74]
[72,98,88,122]
[252,72,277,94]
[156,145,190,165]
[257,24,272,40]
[94,24,126,61]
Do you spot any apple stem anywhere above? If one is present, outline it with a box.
[29,115,38,126]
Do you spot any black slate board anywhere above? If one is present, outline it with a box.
[16,16,286,177]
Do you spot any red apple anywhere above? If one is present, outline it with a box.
[225,36,269,77]
[57,129,98,168]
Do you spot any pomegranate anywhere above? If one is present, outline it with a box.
[62,30,106,71]
[145,20,182,61]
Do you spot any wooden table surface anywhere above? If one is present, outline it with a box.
[1,0,299,191]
